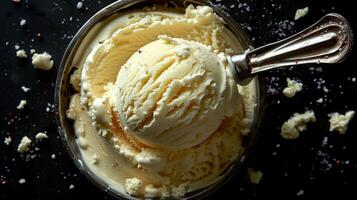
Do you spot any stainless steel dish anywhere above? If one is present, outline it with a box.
[55,0,264,199]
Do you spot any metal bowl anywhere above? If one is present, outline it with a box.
[55,0,265,199]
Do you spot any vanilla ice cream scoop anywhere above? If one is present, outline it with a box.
[114,36,240,150]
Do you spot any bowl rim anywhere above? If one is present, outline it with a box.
[54,0,266,199]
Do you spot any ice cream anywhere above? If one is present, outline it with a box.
[114,36,240,150]
[67,5,257,198]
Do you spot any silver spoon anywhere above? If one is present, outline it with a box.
[228,13,353,85]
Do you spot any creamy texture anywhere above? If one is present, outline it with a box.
[67,5,257,198]
[80,5,237,105]
[114,36,240,150]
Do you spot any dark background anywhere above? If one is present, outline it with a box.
[0,0,356,199]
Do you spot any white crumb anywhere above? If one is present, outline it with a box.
[21,86,30,92]
[16,100,27,110]
[297,190,304,196]
[294,7,309,20]
[18,178,26,184]
[35,132,48,141]
[32,52,54,70]
[328,111,355,134]
[76,1,83,9]
[281,111,316,139]
[4,137,12,145]
[51,154,56,159]
[20,19,27,26]
[283,78,303,98]
[45,102,55,113]
[16,49,27,58]
[17,136,32,153]
[69,184,75,189]
[30,49,36,54]
[316,98,323,103]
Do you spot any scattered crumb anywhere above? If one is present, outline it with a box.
[16,49,27,58]
[51,154,56,159]
[45,103,55,113]
[20,19,26,26]
[35,132,48,141]
[328,111,355,134]
[32,52,54,70]
[76,1,83,9]
[16,100,27,110]
[14,44,20,50]
[322,136,328,147]
[281,111,316,139]
[17,136,32,153]
[30,49,36,54]
[247,168,263,184]
[4,137,12,145]
[69,184,75,190]
[21,86,30,92]
[18,178,26,184]
[316,98,323,103]
[294,7,309,20]
[297,190,304,196]
[283,78,303,98]
[266,76,280,95]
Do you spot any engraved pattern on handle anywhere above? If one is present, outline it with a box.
[229,13,352,82]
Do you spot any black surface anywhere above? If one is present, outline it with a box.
[0,0,356,199]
